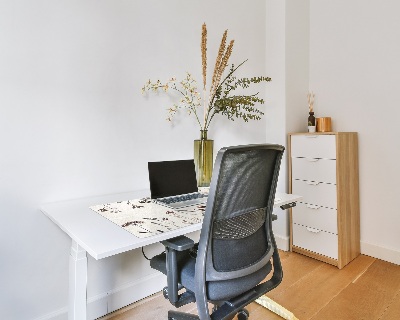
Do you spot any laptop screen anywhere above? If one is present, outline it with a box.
[148,159,198,199]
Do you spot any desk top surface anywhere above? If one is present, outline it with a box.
[41,190,302,260]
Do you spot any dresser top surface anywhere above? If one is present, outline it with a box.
[288,132,357,136]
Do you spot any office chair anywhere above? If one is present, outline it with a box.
[150,144,285,320]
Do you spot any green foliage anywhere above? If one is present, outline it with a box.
[204,61,271,128]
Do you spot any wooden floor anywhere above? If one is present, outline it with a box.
[100,252,400,320]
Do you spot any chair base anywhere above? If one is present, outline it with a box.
[167,308,249,320]
[237,309,249,320]
[168,310,199,320]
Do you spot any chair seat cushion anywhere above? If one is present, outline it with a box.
[150,249,272,301]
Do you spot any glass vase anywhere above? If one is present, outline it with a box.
[194,130,214,187]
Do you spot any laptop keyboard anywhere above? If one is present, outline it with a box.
[154,192,208,209]
[154,193,281,209]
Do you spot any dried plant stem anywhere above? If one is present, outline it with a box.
[204,38,234,129]
[201,23,208,128]
[210,30,227,98]
[210,39,234,100]
[307,91,315,112]
[203,89,207,129]
[201,23,207,91]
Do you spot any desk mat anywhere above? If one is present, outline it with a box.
[90,197,206,238]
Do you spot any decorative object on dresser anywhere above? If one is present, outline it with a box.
[307,91,316,133]
[142,23,271,186]
[316,117,332,132]
[288,132,360,269]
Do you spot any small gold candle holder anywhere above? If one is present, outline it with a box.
[316,117,332,132]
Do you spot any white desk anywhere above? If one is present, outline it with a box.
[41,190,301,320]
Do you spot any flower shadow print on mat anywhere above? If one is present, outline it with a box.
[90,198,205,238]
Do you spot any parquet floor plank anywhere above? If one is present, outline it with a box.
[311,259,400,320]
[380,291,400,320]
[267,252,322,300]
[267,255,375,320]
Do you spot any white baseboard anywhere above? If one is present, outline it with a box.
[361,241,400,265]
[274,234,290,251]
[33,272,166,320]
[272,236,400,266]
[102,272,165,317]
[32,307,68,320]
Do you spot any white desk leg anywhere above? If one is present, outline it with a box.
[69,240,88,320]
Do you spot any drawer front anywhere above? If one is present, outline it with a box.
[291,157,336,184]
[291,135,336,159]
[292,202,337,234]
[292,179,337,209]
[292,223,338,260]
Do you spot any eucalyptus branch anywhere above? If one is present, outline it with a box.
[209,60,248,106]
[205,110,217,130]
[204,60,248,128]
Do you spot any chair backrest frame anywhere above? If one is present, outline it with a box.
[194,144,284,319]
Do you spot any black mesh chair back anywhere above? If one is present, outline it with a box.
[194,144,284,318]
[150,144,285,320]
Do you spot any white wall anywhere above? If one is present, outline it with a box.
[285,0,310,135]
[265,0,287,245]
[308,0,400,263]
[0,1,271,319]
[266,0,309,247]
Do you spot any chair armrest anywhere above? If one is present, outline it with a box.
[160,236,195,305]
[280,202,297,210]
[161,235,194,251]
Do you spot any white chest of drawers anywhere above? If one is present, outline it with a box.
[289,132,360,269]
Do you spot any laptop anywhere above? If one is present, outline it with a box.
[148,159,208,209]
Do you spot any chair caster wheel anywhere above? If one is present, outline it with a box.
[163,287,169,299]
[237,308,249,320]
